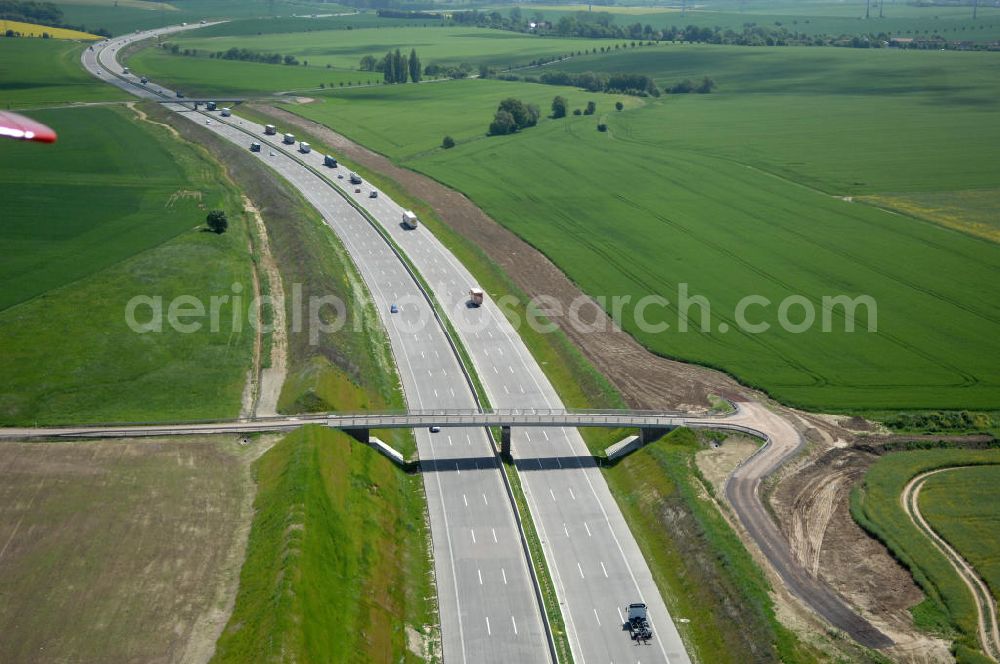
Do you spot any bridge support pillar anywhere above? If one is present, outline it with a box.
[341,427,369,444]
[639,426,673,445]
[500,426,511,458]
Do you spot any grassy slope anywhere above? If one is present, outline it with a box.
[851,448,1000,660]
[0,39,129,107]
[211,426,435,663]
[919,465,1000,603]
[0,105,254,425]
[604,428,824,663]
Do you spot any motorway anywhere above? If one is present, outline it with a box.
[83,27,552,664]
[83,25,691,664]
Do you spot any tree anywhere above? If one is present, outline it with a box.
[551,95,568,118]
[488,110,517,136]
[573,108,582,115]
[615,101,624,111]
[442,135,455,149]
[583,100,597,115]
[695,76,716,93]
[206,210,228,234]
[359,54,376,71]
[409,48,421,83]
[597,123,608,132]
[383,50,394,83]
[497,98,539,129]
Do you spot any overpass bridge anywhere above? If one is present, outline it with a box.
[0,408,763,456]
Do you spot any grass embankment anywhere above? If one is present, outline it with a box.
[211,426,437,663]
[146,102,414,456]
[0,38,129,107]
[282,43,1000,411]
[0,105,254,424]
[606,427,824,663]
[851,448,1000,662]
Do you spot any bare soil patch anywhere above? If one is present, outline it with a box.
[770,446,953,661]
[0,436,269,664]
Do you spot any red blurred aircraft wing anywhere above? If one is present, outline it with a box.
[0,111,57,143]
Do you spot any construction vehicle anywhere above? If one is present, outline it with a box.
[283,133,295,145]
[402,210,418,229]
[469,288,484,307]
[625,603,652,642]
[299,141,311,154]
[264,124,277,135]
[323,154,337,167]
[349,172,362,185]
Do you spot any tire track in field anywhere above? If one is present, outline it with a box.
[902,467,1000,662]
[535,196,828,387]
[609,161,981,389]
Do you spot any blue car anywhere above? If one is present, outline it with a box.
[390,304,399,314]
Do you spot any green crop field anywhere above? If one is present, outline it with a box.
[212,426,436,663]
[297,77,638,156]
[852,448,1000,661]
[129,25,631,82]
[278,41,1000,411]
[920,465,1000,602]
[129,47,374,96]
[52,0,341,36]
[505,2,1000,42]
[0,105,255,425]
[0,39,129,108]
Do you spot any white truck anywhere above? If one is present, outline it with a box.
[283,133,295,145]
[625,603,652,642]
[300,141,311,154]
[220,107,231,117]
[469,288,484,307]
[402,210,419,229]
[264,124,277,135]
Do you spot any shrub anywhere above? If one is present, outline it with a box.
[442,135,455,149]
[597,123,608,132]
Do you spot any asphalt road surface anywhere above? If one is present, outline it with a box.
[83,30,552,664]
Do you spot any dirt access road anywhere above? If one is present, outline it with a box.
[258,104,903,651]
[904,468,1000,661]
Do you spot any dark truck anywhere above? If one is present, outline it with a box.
[625,603,652,643]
